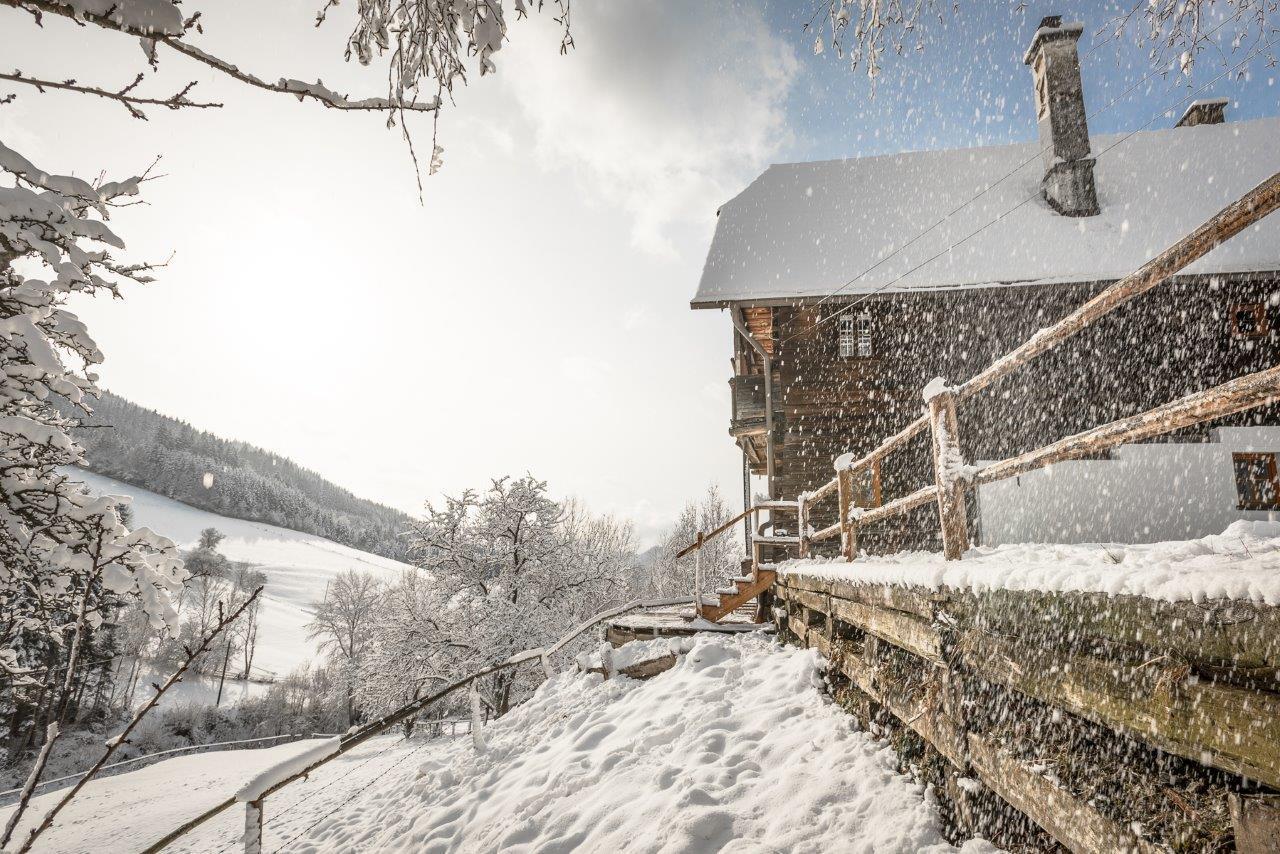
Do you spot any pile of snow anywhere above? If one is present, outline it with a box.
[71,470,411,678]
[574,636,695,671]
[4,635,1000,852]
[782,520,1280,604]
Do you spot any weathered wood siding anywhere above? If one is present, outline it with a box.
[740,274,1280,551]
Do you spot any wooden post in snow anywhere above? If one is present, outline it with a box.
[243,798,263,854]
[797,495,810,558]
[928,388,970,560]
[837,468,855,560]
[693,531,704,616]
[598,642,615,680]
[468,683,485,752]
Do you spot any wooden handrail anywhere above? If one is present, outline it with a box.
[674,506,755,560]
[958,171,1280,402]
[975,364,1280,487]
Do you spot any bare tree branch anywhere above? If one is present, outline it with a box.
[16,587,264,854]
[0,0,439,113]
[0,69,221,119]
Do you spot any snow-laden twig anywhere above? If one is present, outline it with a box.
[16,587,263,853]
[0,70,220,119]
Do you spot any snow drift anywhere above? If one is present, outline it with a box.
[3,635,1001,852]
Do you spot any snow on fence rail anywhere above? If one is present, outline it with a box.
[681,169,1280,573]
[141,595,693,853]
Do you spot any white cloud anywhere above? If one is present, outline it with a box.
[500,0,800,255]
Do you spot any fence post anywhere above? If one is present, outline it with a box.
[927,388,970,560]
[469,683,486,752]
[797,496,810,558]
[599,642,614,680]
[243,798,263,854]
[540,652,555,680]
[693,531,705,615]
[837,468,856,560]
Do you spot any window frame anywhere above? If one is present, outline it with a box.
[836,310,872,359]
[1232,451,1280,511]
[1230,303,1269,339]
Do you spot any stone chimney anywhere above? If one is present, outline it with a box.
[1023,16,1099,217]
[1177,98,1228,127]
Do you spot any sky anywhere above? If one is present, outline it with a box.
[1,1,1276,546]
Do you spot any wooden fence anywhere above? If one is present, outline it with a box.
[774,570,1280,852]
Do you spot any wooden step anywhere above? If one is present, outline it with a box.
[700,569,777,623]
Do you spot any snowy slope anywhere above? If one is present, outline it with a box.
[69,469,413,679]
[13,634,1002,853]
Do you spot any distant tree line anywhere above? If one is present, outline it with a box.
[62,391,414,561]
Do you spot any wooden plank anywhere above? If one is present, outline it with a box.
[852,484,938,527]
[966,733,1160,854]
[835,414,930,478]
[975,363,1280,487]
[962,629,1280,790]
[837,468,854,558]
[829,598,943,663]
[777,574,939,619]
[958,170,1280,401]
[1229,793,1280,854]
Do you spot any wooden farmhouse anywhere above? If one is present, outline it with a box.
[693,17,1280,553]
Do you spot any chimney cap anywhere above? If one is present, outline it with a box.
[1023,17,1085,64]
[1176,98,1229,127]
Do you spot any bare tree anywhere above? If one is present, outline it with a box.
[308,570,383,724]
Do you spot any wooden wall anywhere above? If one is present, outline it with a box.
[740,273,1280,551]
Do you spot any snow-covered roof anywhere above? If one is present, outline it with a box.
[692,116,1280,308]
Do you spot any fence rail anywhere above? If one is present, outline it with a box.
[680,168,1280,570]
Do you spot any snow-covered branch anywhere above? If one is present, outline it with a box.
[0,70,220,119]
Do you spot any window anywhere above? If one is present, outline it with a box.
[857,311,872,357]
[838,310,872,358]
[1233,452,1280,510]
[1231,303,1268,338]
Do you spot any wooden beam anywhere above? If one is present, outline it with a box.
[829,598,943,663]
[958,170,1280,401]
[927,389,969,560]
[976,363,1280,486]
[826,641,1158,854]
[851,484,938,527]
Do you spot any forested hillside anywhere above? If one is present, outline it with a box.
[65,392,414,560]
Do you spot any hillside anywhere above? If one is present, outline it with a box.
[71,470,412,680]
[0,634,999,853]
[64,391,414,561]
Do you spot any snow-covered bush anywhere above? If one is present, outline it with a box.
[0,142,187,748]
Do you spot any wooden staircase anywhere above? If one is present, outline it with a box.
[680,498,806,624]
[699,565,777,622]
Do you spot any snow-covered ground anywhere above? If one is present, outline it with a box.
[4,634,999,853]
[70,469,413,679]
[782,520,1280,604]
